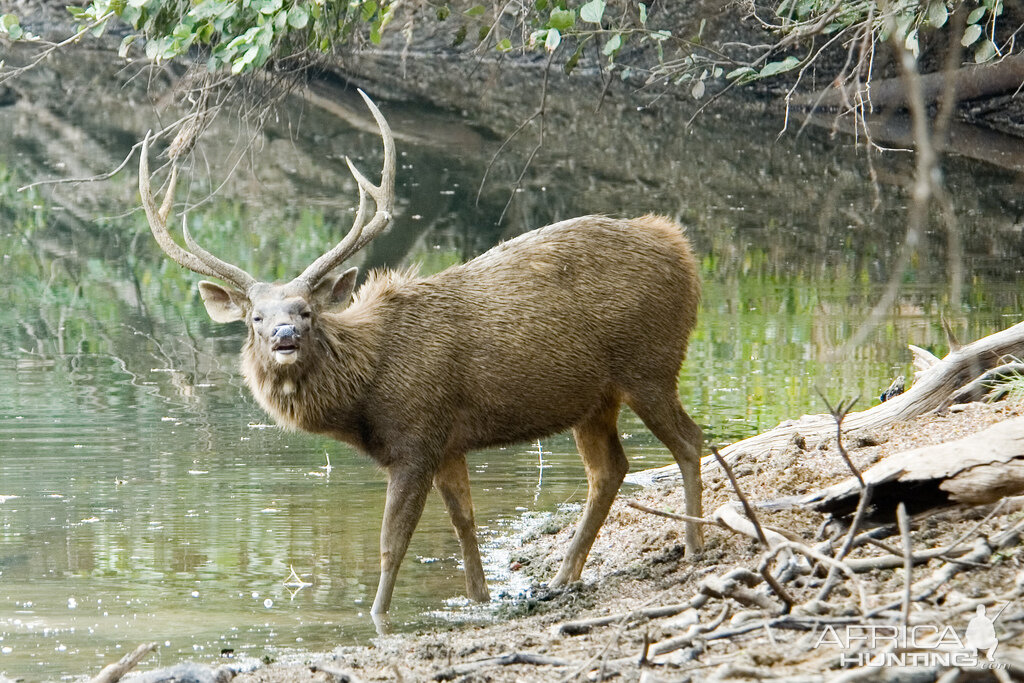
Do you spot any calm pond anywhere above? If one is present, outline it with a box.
[2,48,1024,679]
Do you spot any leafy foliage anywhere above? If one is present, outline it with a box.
[57,0,399,74]
[774,0,1004,63]
[0,1,1015,93]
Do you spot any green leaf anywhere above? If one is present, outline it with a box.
[564,42,583,73]
[464,5,486,16]
[253,0,282,15]
[548,8,575,31]
[144,37,161,60]
[602,32,621,56]
[0,13,18,31]
[545,27,560,51]
[927,1,948,28]
[287,5,309,29]
[975,39,997,63]
[361,1,378,22]
[580,0,605,24]
[496,38,512,52]
[967,6,987,24]
[196,22,214,43]
[758,55,800,78]
[370,3,394,44]
[962,23,983,46]
[232,43,261,73]
[117,33,136,57]
[638,2,647,25]
[904,29,919,57]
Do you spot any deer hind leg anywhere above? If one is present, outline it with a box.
[550,396,629,587]
[626,391,704,553]
[371,463,434,616]
[433,452,489,602]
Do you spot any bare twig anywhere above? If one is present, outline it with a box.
[896,502,913,628]
[769,541,869,615]
[625,499,714,526]
[434,652,572,681]
[475,49,555,225]
[712,446,770,548]
[554,602,698,637]
[815,391,864,487]
[815,483,873,603]
[0,12,115,86]
[841,4,940,354]
[811,389,876,602]
[88,642,159,683]
[649,604,730,657]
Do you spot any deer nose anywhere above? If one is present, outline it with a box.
[273,324,297,339]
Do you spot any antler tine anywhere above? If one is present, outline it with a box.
[139,131,258,293]
[140,132,220,279]
[295,89,396,288]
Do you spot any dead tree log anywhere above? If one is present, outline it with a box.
[628,319,1024,486]
[774,416,1024,521]
[795,53,1024,110]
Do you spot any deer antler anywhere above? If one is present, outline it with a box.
[139,132,257,294]
[293,89,396,289]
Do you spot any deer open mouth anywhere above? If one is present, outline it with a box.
[272,341,300,364]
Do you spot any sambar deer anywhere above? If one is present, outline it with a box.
[139,91,704,616]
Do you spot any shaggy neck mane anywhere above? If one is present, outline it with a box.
[241,307,380,434]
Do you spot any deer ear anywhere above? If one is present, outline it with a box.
[313,267,359,309]
[198,281,247,323]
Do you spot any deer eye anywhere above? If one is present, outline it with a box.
[300,311,312,320]
[252,314,263,324]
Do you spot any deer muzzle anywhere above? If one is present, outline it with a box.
[271,324,301,365]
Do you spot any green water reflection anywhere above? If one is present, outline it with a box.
[2,55,1024,679]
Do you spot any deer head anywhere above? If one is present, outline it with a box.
[139,90,395,367]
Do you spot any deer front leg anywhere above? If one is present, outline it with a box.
[371,463,434,616]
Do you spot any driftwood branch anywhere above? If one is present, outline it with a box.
[432,652,571,681]
[88,643,159,683]
[629,320,1024,486]
[781,415,1024,520]
[950,361,1024,404]
[546,499,1024,680]
[552,602,697,636]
